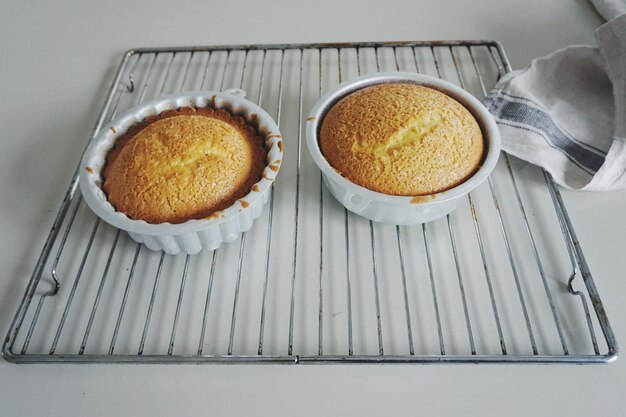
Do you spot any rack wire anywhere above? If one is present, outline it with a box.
[3,41,617,364]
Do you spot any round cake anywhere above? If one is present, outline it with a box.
[319,83,484,196]
[103,107,267,224]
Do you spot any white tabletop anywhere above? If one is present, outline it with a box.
[1,0,625,415]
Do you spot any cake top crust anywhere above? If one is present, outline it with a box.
[319,83,484,196]
[103,107,267,224]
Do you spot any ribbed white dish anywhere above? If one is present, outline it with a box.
[306,72,501,224]
[79,89,283,255]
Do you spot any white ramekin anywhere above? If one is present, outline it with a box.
[305,72,501,225]
[79,89,283,255]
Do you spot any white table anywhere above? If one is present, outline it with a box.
[1,0,624,415]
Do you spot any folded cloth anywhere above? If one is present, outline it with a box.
[591,0,626,20]
[484,14,626,190]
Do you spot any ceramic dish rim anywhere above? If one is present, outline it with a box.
[305,72,501,209]
[79,89,283,236]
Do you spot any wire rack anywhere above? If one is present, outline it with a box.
[3,41,617,364]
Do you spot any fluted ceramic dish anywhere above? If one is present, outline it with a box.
[79,89,283,254]
[306,72,500,224]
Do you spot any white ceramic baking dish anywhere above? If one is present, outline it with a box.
[79,89,283,255]
[305,72,501,225]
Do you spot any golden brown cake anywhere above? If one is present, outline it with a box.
[103,107,267,224]
[319,83,484,196]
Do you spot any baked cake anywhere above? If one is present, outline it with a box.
[319,83,484,196]
[103,107,267,224]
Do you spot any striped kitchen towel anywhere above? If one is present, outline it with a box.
[484,14,626,190]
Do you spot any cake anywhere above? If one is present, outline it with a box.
[103,106,267,224]
[319,83,484,196]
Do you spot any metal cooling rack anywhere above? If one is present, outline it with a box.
[3,41,617,364]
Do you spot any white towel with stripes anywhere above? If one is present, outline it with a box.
[484,14,626,191]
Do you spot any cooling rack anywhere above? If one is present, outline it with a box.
[2,41,617,363]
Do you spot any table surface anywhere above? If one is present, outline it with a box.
[1,0,625,415]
